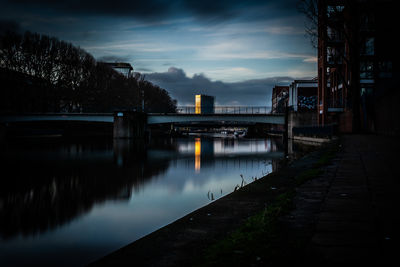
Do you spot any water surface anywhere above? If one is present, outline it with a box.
[0,135,283,266]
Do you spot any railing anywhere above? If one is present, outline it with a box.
[176,106,272,114]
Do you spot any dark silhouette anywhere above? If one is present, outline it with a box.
[0,30,176,113]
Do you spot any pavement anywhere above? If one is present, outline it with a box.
[92,134,399,266]
[285,134,399,266]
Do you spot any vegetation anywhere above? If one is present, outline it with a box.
[0,30,176,113]
[196,145,338,266]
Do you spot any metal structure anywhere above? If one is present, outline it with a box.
[177,106,271,115]
[101,62,133,77]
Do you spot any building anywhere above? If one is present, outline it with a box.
[195,95,215,114]
[317,0,398,134]
[271,85,289,113]
[288,79,318,112]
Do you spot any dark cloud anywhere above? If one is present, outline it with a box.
[145,67,294,106]
[3,0,172,19]
[3,0,299,21]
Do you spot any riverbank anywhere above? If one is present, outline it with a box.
[90,137,338,266]
[91,134,398,266]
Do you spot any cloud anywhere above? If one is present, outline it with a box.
[135,67,154,72]
[4,0,300,22]
[97,55,132,63]
[303,56,317,63]
[144,67,298,106]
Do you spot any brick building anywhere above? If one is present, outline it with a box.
[317,0,398,134]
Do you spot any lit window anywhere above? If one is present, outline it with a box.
[360,61,374,78]
[327,5,344,18]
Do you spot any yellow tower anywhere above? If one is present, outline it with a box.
[195,95,201,114]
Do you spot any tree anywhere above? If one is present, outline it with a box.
[0,30,177,114]
[297,0,319,48]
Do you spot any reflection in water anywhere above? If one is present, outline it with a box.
[0,140,170,241]
[195,138,201,173]
[0,136,283,266]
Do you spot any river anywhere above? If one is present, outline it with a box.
[0,134,284,266]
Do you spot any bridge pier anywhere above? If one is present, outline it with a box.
[113,111,147,139]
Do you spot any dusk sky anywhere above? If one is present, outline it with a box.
[0,0,317,106]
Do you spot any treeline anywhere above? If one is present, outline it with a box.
[0,30,176,113]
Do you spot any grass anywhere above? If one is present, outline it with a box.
[195,144,338,266]
[197,191,295,267]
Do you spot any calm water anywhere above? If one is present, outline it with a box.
[0,134,284,266]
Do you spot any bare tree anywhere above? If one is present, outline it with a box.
[297,0,319,48]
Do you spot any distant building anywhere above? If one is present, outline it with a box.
[288,79,318,112]
[271,85,289,113]
[195,94,215,114]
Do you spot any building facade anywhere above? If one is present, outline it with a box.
[271,85,289,113]
[195,94,215,114]
[318,0,397,134]
[289,79,318,112]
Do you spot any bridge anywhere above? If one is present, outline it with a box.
[0,106,286,138]
[0,113,284,124]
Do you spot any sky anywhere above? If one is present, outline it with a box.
[0,0,316,106]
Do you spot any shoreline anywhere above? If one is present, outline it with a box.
[90,140,336,266]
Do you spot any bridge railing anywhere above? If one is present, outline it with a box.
[176,106,272,114]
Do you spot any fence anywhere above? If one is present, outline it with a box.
[176,106,272,114]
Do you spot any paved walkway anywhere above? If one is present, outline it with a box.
[289,135,399,266]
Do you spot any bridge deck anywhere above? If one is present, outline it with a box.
[148,113,285,125]
[0,113,285,125]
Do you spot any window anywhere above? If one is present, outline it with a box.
[327,47,334,63]
[360,61,374,78]
[361,87,374,96]
[327,26,343,41]
[327,47,343,64]
[378,61,392,78]
[361,37,374,55]
[327,5,344,18]
[360,13,374,30]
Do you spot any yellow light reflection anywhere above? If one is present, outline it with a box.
[195,138,201,173]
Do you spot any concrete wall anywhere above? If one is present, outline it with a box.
[113,111,147,139]
[288,111,318,139]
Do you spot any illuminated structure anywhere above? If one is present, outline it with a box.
[195,94,214,114]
